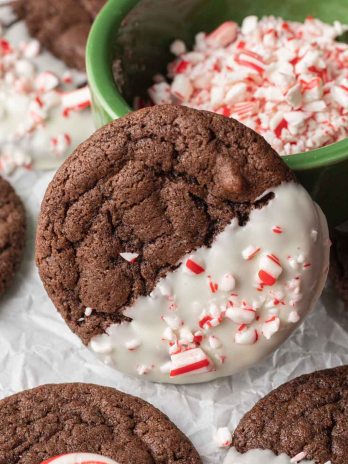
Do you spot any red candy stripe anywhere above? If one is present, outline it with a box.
[258,270,276,286]
[186,258,205,274]
[170,358,210,377]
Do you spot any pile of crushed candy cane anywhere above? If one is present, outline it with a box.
[0,29,91,173]
[146,16,348,155]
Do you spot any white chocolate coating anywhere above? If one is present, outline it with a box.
[89,182,330,383]
[0,22,94,172]
[223,448,315,464]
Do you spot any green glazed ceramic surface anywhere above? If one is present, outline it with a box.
[87,0,348,227]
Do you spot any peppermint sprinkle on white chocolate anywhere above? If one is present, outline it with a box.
[89,182,330,383]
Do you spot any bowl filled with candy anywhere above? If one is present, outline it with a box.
[87,0,348,226]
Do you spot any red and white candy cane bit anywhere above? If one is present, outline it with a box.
[262,315,280,339]
[170,347,214,377]
[62,86,91,114]
[207,275,218,293]
[185,256,205,274]
[225,307,256,324]
[231,101,258,119]
[273,117,289,138]
[290,451,308,463]
[41,453,118,464]
[234,326,259,345]
[207,21,238,48]
[272,225,283,234]
[35,71,59,92]
[258,253,283,286]
[235,50,265,74]
[193,331,203,344]
[214,427,232,448]
[171,74,193,101]
[174,59,190,73]
[119,252,139,263]
[0,38,11,55]
[242,245,261,260]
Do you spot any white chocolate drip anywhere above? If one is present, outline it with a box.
[89,182,330,384]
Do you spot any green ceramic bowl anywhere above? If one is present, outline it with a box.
[87,0,348,227]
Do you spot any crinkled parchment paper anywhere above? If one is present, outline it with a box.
[0,9,348,464]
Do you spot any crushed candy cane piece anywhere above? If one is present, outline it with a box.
[84,307,92,317]
[258,254,282,286]
[62,86,91,113]
[242,245,260,260]
[35,71,59,92]
[170,347,213,377]
[214,427,232,448]
[207,21,238,48]
[262,316,280,339]
[119,252,139,263]
[290,451,308,463]
[185,256,205,274]
[226,307,256,324]
[235,326,258,345]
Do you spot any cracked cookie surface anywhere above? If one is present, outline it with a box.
[0,383,201,464]
[0,176,25,297]
[36,104,294,345]
[232,366,348,464]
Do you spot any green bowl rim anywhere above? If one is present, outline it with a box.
[86,0,348,171]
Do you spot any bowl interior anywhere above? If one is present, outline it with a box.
[112,0,348,105]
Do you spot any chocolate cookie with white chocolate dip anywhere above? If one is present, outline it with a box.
[36,104,330,383]
[0,383,201,464]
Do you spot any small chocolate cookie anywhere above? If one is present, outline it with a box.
[0,176,25,296]
[0,383,201,464]
[14,0,106,70]
[330,227,348,307]
[36,104,293,345]
[232,366,348,464]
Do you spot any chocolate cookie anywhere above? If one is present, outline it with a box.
[0,176,25,296]
[36,105,330,383]
[330,227,348,307]
[0,383,201,464]
[14,0,106,70]
[232,366,348,464]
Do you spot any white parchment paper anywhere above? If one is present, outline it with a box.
[1,9,348,464]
